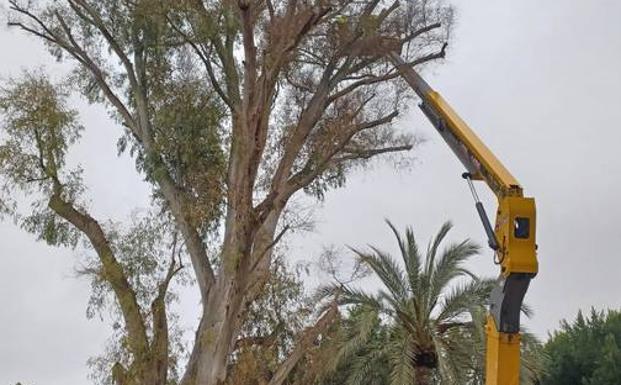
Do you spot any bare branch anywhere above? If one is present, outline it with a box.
[248,224,291,275]
[335,144,413,162]
[328,45,447,103]
[167,16,233,108]
[282,109,401,196]
[8,3,139,131]
[403,22,443,45]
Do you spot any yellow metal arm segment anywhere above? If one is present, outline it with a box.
[387,53,539,385]
[389,53,523,198]
[387,52,537,276]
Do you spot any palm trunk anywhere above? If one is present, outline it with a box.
[414,366,433,385]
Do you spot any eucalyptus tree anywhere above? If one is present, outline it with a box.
[2,1,453,384]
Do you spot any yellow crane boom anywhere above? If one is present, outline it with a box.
[388,52,539,385]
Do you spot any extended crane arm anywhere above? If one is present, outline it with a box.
[387,52,538,385]
[389,53,522,197]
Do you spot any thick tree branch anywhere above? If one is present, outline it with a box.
[268,303,340,385]
[284,109,401,196]
[154,173,216,302]
[189,0,241,105]
[151,250,183,382]
[239,0,258,111]
[268,63,336,193]
[48,190,149,357]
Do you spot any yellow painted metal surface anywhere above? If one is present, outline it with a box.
[427,91,522,197]
[425,87,538,385]
[485,316,521,385]
[391,55,540,385]
[496,197,538,275]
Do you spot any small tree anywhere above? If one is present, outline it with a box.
[319,221,493,385]
[317,221,546,385]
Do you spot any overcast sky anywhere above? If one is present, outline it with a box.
[2,1,621,384]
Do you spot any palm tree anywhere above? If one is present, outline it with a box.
[319,221,494,385]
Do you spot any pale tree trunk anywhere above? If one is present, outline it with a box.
[181,206,285,385]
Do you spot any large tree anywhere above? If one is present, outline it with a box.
[2,1,453,384]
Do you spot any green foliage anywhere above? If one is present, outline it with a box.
[0,72,84,246]
[226,254,309,385]
[317,220,547,385]
[318,221,492,385]
[82,213,189,385]
[81,214,186,320]
[541,308,621,385]
[17,0,229,232]
[241,253,306,355]
[319,306,391,385]
[145,72,227,232]
[0,72,82,192]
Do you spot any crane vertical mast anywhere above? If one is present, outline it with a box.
[388,52,538,385]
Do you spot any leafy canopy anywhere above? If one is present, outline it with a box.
[542,308,621,385]
[318,220,495,385]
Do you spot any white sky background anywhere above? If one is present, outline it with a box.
[1,1,621,384]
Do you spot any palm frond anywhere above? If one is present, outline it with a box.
[387,326,415,385]
[428,239,481,314]
[425,221,453,277]
[341,286,385,312]
[352,246,408,303]
[385,220,422,294]
[419,221,454,319]
[436,278,494,324]
[328,219,544,385]
[346,348,388,385]
[314,283,385,314]
[377,289,416,334]
[521,302,535,319]
[434,328,478,384]
[314,282,341,302]
[340,307,381,360]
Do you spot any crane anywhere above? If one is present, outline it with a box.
[388,52,539,385]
